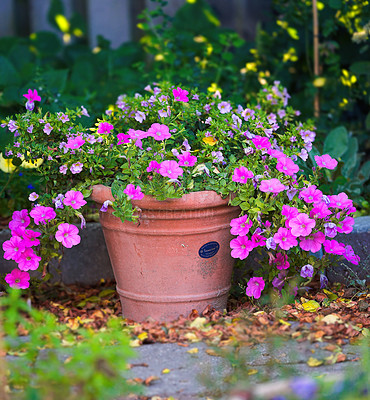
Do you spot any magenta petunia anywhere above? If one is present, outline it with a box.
[288,213,316,237]
[123,184,144,200]
[314,154,338,170]
[23,89,41,103]
[30,205,56,225]
[252,136,271,150]
[9,209,30,231]
[310,202,332,219]
[232,166,254,184]
[343,245,360,265]
[147,123,171,141]
[230,215,253,236]
[177,152,197,167]
[159,160,183,180]
[172,87,189,102]
[299,185,323,204]
[23,229,42,247]
[117,133,131,145]
[17,248,41,271]
[230,236,255,260]
[2,236,26,261]
[273,227,298,250]
[65,135,85,150]
[328,192,353,210]
[299,231,325,253]
[259,178,286,194]
[245,277,265,299]
[274,252,290,270]
[5,269,30,289]
[97,122,114,134]
[63,190,87,210]
[276,157,299,176]
[147,160,161,173]
[55,223,81,248]
[323,239,345,255]
[336,216,354,234]
[251,233,267,247]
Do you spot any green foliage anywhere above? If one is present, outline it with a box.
[0,289,139,400]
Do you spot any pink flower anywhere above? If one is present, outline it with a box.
[299,185,323,204]
[276,157,299,176]
[230,215,253,236]
[251,234,266,247]
[310,202,332,219]
[65,136,85,149]
[97,122,114,134]
[273,227,298,250]
[259,178,286,194]
[147,123,171,141]
[328,192,353,210]
[2,236,26,261]
[123,184,144,200]
[159,160,183,179]
[60,165,68,174]
[343,245,360,265]
[299,231,325,253]
[117,133,131,145]
[218,101,232,114]
[55,223,81,248]
[282,205,299,220]
[274,252,290,270]
[252,136,271,150]
[63,190,87,209]
[245,277,265,299]
[128,128,147,149]
[9,209,30,231]
[232,166,254,184]
[336,216,354,234]
[23,229,42,247]
[315,154,338,170]
[172,87,189,102]
[43,123,53,135]
[23,89,41,103]
[323,239,345,255]
[288,213,316,237]
[177,152,197,167]
[17,248,41,271]
[147,160,161,173]
[230,236,255,260]
[5,269,30,289]
[70,162,83,174]
[30,205,56,225]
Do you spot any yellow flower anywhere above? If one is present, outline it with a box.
[21,158,43,169]
[0,153,17,173]
[202,136,217,146]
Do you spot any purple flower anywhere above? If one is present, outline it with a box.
[43,123,53,135]
[300,264,314,278]
[70,162,83,174]
[218,101,232,114]
[100,200,113,212]
[290,377,318,400]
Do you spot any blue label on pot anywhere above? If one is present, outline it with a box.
[199,241,220,258]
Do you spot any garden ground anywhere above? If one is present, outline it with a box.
[9,280,369,399]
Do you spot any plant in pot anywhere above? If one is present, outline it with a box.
[1,83,360,321]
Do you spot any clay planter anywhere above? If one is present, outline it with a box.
[90,184,240,322]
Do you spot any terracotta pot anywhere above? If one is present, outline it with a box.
[90,184,240,322]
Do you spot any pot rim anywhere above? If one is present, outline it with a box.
[90,184,233,211]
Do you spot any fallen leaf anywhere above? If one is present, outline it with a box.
[323,289,338,300]
[184,332,200,342]
[307,357,323,367]
[161,368,170,374]
[129,339,141,347]
[247,369,258,375]
[190,317,207,329]
[302,300,320,312]
[144,376,159,386]
[322,314,343,324]
[138,332,148,341]
[187,347,199,354]
[206,349,222,357]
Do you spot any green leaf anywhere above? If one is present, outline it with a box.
[350,61,370,76]
[0,55,20,86]
[341,137,358,178]
[323,126,348,158]
[329,0,342,9]
[31,31,62,56]
[365,112,370,130]
[358,160,370,182]
[41,69,68,92]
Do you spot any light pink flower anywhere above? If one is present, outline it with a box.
[70,162,83,174]
[299,231,325,253]
[336,216,354,234]
[259,178,286,194]
[97,122,114,134]
[323,239,345,255]
[127,128,147,149]
[63,190,87,209]
[5,269,30,289]
[30,205,56,225]
[299,185,323,204]
[60,165,68,174]
[159,160,183,179]
[172,87,189,102]
[123,184,144,200]
[2,236,26,261]
[17,248,41,271]
[245,277,265,299]
[65,136,85,149]
[218,101,232,114]
[315,154,338,170]
[9,209,30,231]
[273,227,298,250]
[147,160,161,173]
[43,123,53,135]
[23,89,41,103]
[232,166,254,184]
[147,123,171,141]
[177,152,197,167]
[230,236,255,260]
[55,223,81,248]
[288,213,316,237]
[276,157,299,176]
[29,192,39,201]
[230,215,253,236]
